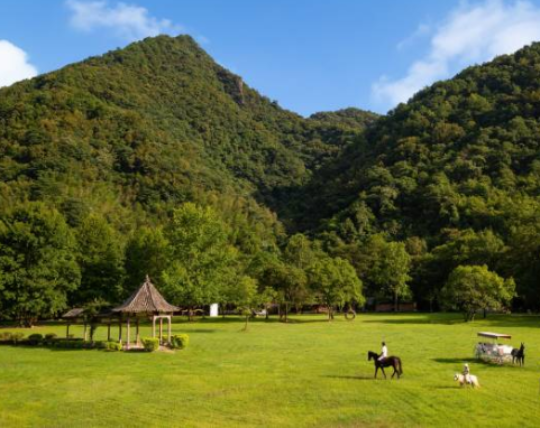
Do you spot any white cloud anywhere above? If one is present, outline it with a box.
[372,0,540,109]
[66,0,183,41]
[0,40,38,88]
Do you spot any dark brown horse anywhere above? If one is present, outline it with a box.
[368,351,403,379]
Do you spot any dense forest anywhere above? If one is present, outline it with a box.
[0,35,539,324]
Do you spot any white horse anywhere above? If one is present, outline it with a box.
[454,373,480,388]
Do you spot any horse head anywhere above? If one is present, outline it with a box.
[368,351,377,361]
[454,373,459,381]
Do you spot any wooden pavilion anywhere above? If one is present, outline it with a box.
[62,308,86,339]
[62,307,120,342]
[112,275,180,349]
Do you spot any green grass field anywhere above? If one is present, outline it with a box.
[1,313,540,427]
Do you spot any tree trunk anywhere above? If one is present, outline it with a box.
[244,315,249,331]
[394,290,399,312]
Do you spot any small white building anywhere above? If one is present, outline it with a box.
[210,303,219,317]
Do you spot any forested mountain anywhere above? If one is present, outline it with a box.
[304,43,540,309]
[0,35,370,324]
[309,108,379,131]
[0,35,365,222]
[2,35,540,324]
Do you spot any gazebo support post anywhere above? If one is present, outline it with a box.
[159,317,163,344]
[126,317,131,350]
[168,315,172,345]
[66,323,70,339]
[118,315,123,343]
[152,316,156,338]
[136,318,140,346]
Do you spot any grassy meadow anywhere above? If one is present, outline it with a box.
[1,313,540,427]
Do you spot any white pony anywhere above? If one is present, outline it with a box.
[454,373,480,388]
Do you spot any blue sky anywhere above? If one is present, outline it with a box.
[2,0,540,115]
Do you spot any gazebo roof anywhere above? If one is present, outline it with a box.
[112,276,179,314]
[63,308,85,319]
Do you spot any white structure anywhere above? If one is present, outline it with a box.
[210,303,219,317]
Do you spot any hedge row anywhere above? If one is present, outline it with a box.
[0,332,189,352]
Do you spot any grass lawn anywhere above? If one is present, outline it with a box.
[1,313,540,427]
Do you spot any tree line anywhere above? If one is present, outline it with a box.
[0,200,516,326]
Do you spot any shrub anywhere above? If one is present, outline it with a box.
[27,334,44,345]
[53,338,85,349]
[0,332,13,343]
[44,333,57,345]
[102,341,122,352]
[171,334,189,349]
[142,337,160,352]
[11,333,25,344]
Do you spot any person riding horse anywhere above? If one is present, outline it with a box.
[463,363,471,384]
[368,342,403,379]
[378,341,388,362]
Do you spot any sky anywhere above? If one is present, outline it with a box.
[2,0,540,116]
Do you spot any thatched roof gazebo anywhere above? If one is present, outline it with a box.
[113,275,179,349]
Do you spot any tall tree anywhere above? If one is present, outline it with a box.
[75,214,126,305]
[441,265,515,321]
[161,203,238,315]
[125,226,170,290]
[359,236,412,311]
[0,203,80,326]
[308,257,364,321]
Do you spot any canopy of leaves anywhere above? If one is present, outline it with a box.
[441,265,515,321]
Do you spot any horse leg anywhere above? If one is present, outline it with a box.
[374,366,378,379]
[381,367,387,379]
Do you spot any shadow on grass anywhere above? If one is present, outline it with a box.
[431,385,460,390]
[323,374,376,381]
[362,313,540,328]
[178,329,216,334]
[432,357,478,365]
[177,316,334,326]
[432,357,518,369]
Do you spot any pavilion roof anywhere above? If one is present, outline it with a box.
[112,276,179,314]
[63,308,85,319]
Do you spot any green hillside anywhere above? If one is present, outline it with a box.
[303,43,540,309]
[2,35,540,319]
[0,35,365,222]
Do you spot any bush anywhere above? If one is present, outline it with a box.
[103,341,123,352]
[27,333,44,345]
[0,332,13,343]
[171,334,189,349]
[142,337,160,352]
[11,332,25,344]
[44,333,57,345]
[53,338,85,349]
